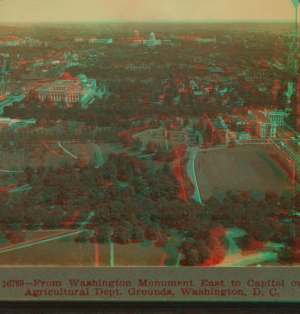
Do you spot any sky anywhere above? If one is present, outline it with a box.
[0,0,299,23]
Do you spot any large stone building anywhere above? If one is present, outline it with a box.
[146,32,161,47]
[271,134,300,183]
[88,38,113,44]
[195,37,217,44]
[247,109,286,138]
[205,115,229,144]
[73,37,84,42]
[34,73,96,108]
[222,115,251,141]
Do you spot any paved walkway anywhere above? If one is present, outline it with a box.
[57,142,78,159]
[186,147,202,204]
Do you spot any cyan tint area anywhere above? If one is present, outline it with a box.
[0,0,299,267]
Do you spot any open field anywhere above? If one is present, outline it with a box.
[0,230,183,267]
[194,145,295,201]
[114,235,183,267]
[0,227,287,267]
[0,230,98,266]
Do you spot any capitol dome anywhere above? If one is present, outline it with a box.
[149,32,156,39]
[76,74,88,83]
[134,30,140,38]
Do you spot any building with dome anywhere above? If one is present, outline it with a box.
[144,32,161,47]
[130,31,161,46]
[34,73,96,108]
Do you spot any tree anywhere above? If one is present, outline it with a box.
[145,224,160,240]
[277,246,294,265]
[227,138,236,148]
[102,161,118,181]
[194,239,211,264]
[5,223,25,244]
[23,166,34,181]
[5,230,26,244]
[113,226,131,244]
[94,225,111,244]
[185,249,199,266]
[131,137,142,151]
[43,211,63,229]
[119,134,129,147]
[155,234,168,247]
[236,235,253,251]
[179,238,193,255]
[131,225,145,242]
[74,231,91,243]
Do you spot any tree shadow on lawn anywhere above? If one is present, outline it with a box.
[256,151,286,181]
[139,240,152,248]
[59,235,73,243]
[0,234,9,245]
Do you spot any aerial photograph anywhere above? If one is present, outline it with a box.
[0,0,299,267]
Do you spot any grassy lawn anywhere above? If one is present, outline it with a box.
[0,230,184,267]
[195,145,294,201]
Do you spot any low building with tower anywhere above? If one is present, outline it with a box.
[246,109,286,138]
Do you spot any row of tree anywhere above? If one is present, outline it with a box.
[0,145,299,265]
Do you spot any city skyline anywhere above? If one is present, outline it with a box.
[0,0,299,23]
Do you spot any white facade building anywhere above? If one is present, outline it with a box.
[89,38,113,44]
[35,73,96,108]
[195,37,217,44]
[247,109,287,138]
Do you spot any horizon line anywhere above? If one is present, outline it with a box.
[0,19,297,25]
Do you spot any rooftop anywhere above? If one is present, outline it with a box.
[210,117,228,131]
[36,79,91,94]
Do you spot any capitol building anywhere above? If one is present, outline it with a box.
[131,31,161,46]
[34,73,96,108]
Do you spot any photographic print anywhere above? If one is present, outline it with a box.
[0,0,299,302]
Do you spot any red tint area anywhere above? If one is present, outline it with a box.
[0,184,15,192]
[245,240,266,252]
[201,227,227,267]
[80,143,88,166]
[118,126,149,148]
[42,141,63,157]
[172,146,187,202]
[0,231,68,252]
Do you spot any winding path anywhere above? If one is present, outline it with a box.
[95,145,106,167]
[0,230,84,255]
[57,142,78,159]
[0,169,24,173]
[42,141,62,158]
[187,147,202,204]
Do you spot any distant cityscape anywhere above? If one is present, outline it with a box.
[0,21,299,267]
